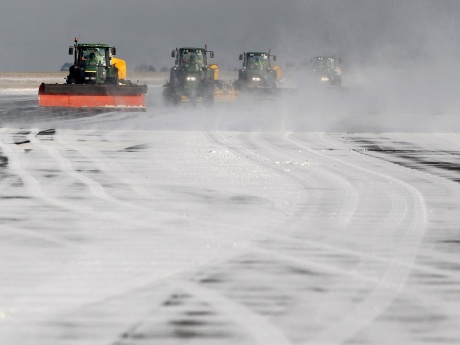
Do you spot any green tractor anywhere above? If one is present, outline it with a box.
[235,51,278,95]
[310,56,342,87]
[66,38,119,85]
[39,37,147,110]
[163,47,216,105]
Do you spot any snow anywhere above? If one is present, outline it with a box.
[1,87,460,345]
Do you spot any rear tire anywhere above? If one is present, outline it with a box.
[203,81,215,106]
[163,86,181,106]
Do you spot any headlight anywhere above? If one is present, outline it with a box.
[252,77,261,82]
[321,77,330,82]
[186,76,197,81]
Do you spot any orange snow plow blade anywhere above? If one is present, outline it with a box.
[38,83,148,110]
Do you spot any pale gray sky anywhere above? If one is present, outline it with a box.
[1,0,459,71]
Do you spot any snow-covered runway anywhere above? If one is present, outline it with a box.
[1,90,460,344]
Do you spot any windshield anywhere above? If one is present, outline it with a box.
[247,54,269,69]
[79,47,106,67]
[180,50,204,69]
[312,57,336,71]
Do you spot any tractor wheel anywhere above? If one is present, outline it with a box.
[170,78,182,105]
[162,87,171,106]
[162,86,180,106]
[203,82,215,106]
[172,93,181,105]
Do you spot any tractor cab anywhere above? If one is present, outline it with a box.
[240,52,276,71]
[67,38,118,85]
[77,46,108,67]
[171,48,214,73]
[179,49,204,71]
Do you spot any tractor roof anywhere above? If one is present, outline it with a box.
[313,56,337,60]
[78,43,111,48]
[180,47,206,52]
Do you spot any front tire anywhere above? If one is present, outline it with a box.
[203,81,215,106]
[163,85,181,106]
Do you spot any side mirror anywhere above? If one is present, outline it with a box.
[239,54,243,61]
[171,50,176,58]
[68,47,73,55]
[210,51,214,59]
[111,47,117,56]
[272,55,277,62]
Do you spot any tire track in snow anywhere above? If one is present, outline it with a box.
[2,128,151,249]
[56,129,153,200]
[27,129,131,207]
[180,281,292,345]
[245,132,361,227]
[203,131,429,344]
[108,279,292,345]
[33,129,250,251]
[238,135,421,272]
[319,133,460,323]
[286,132,428,344]
[2,128,169,232]
[207,132,374,264]
[324,133,460,265]
[204,132,436,284]
[24,129,178,230]
[0,128,79,247]
[199,131,397,344]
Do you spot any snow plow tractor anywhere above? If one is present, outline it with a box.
[38,38,148,110]
[310,56,342,87]
[234,52,279,96]
[162,47,216,105]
